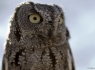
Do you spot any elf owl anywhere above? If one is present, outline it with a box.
[2,1,75,70]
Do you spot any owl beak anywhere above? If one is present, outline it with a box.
[38,27,56,39]
[48,29,53,39]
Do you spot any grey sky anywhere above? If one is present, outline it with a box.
[0,0,95,70]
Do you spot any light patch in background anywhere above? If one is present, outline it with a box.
[69,10,95,70]
[70,11,95,50]
[88,56,95,67]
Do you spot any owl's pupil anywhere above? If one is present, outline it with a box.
[58,19,60,22]
[33,17,37,20]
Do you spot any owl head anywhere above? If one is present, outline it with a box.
[9,1,70,47]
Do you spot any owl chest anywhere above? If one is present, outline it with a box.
[7,45,68,70]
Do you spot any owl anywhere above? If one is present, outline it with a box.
[2,1,75,70]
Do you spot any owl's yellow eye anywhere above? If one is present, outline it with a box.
[29,14,41,24]
[58,17,63,24]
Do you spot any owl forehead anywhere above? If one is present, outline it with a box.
[20,2,63,18]
[34,3,62,17]
[34,4,59,13]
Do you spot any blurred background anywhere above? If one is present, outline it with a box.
[0,0,95,70]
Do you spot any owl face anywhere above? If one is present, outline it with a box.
[14,2,66,39]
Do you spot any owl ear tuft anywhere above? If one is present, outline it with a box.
[28,1,34,5]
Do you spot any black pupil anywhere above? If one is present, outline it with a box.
[58,19,60,22]
[33,17,37,20]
